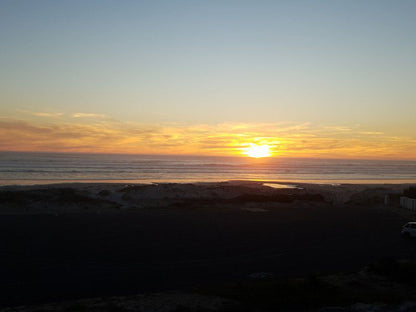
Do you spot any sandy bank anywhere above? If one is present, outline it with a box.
[0,180,413,214]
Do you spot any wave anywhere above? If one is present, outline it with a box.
[1,152,416,185]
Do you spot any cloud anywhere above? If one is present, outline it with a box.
[359,131,384,135]
[17,110,64,118]
[16,110,110,120]
[0,117,415,159]
[33,112,64,118]
[71,113,107,119]
[324,126,352,132]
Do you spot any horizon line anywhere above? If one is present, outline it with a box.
[1,149,416,162]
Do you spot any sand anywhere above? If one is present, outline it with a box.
[0,180,412,213]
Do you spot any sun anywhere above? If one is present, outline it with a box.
[244,144,272,158]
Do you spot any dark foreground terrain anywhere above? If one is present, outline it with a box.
[0,182,416,310]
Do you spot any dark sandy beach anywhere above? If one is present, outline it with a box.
[1,181,416,309]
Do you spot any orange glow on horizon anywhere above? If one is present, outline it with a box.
[1,116,416,159]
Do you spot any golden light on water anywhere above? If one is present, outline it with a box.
[244,144,272,158]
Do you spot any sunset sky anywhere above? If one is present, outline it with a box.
[1,0,415,158]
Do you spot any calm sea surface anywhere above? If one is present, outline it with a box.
[1,152,416,185]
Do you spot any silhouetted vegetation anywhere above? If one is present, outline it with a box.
[201,277,342,310]
[0,188,118,211]
[200,259,416,311]
[168,192,325,209]
[232,193,324,203]
[0,190,44,204]
[0,188,92,204]
[98,189,111,197]
[367,258,416,284]
[403,187,416,199]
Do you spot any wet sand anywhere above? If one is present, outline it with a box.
[0,181,415,307]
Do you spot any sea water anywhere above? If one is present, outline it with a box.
[0,151,416,185]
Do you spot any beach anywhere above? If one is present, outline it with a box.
[1,181,416,310]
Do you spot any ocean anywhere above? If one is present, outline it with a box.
[0,151,416,186]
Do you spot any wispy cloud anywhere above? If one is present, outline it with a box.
[71,113,107,119]
[17,109,64,118]
[16,110,110,120]
[0,117,415,159]
[359,131,384,135]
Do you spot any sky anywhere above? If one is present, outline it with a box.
[0,0,415,158]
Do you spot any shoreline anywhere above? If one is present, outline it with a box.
[1,178,416,187]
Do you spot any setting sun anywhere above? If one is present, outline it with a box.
[244,144,272,158]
